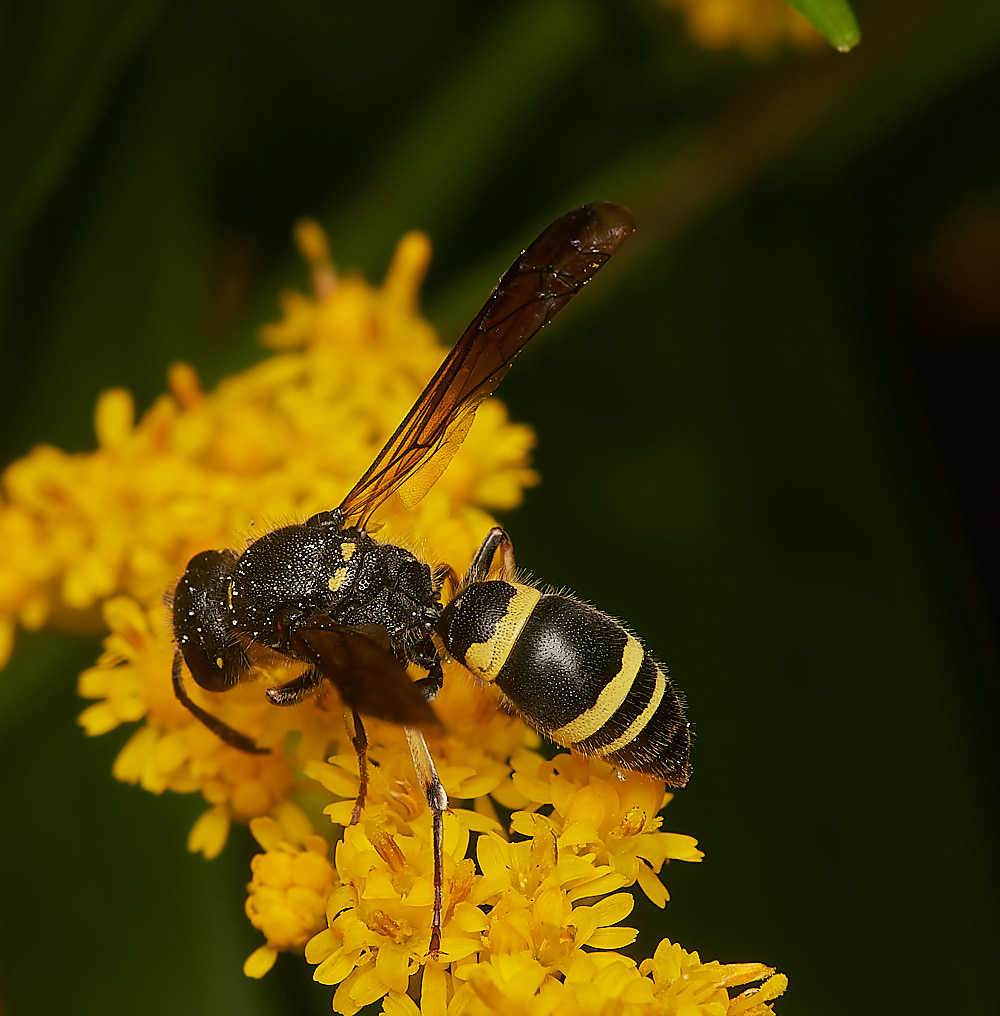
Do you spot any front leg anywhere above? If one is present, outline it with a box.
[171,650,268,755]
[264,667,325,706]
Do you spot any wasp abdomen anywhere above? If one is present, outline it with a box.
[439,582,690,786]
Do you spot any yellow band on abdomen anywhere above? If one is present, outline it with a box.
[549,634,644,744]
[462,583,541,682]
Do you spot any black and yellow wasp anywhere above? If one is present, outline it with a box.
[170,201,690,954]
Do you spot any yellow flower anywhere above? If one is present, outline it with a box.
[509,750,705,907]
[641,938,788,1014]
[659,0,823,56]
[1,218,786,1013]
[243,816,338,979]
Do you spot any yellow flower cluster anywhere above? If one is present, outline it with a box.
[659,0,822,56]
[288,660,706,1011]
[0,222,534,669]
[0,220,786,1013]
[244,816,338,979]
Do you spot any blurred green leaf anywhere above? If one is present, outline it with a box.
[786,0,861,50]
[324,0,598,269]
[0,0,166,258]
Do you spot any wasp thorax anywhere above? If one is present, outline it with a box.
[228,523,363,643]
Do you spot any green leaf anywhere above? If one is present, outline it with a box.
[0,0,166,256]
[786,0,861,51]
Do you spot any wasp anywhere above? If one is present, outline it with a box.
[170,201,690,955]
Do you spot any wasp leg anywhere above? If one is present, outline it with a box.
[171,650,268,755]
[265,667,324,706]
[404,724,448,958]
[433,562,460,599]
[398,641,448,957]
[408,638,445,704]
[460,526,516,589]
[343,708,369,826]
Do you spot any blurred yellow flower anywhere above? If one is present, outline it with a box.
[660,0,822,56]
[0,220,786,1013]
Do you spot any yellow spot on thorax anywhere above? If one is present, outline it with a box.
[341,542,356,561]
[328,566,349,592]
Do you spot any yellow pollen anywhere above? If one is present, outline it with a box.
[341,542,356,561]
[366,823,407,873]
[619,807,647,837]
[364,908,412,944]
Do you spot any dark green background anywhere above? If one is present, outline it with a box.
[1,1,997,1014]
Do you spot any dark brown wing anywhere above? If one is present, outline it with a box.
[337,201,636,530]
[295,618,441,728]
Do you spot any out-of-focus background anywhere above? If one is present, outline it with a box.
[1,1,997,1014]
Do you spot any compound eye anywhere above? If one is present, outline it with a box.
[182,642,246,693]
[189,665,231,693]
